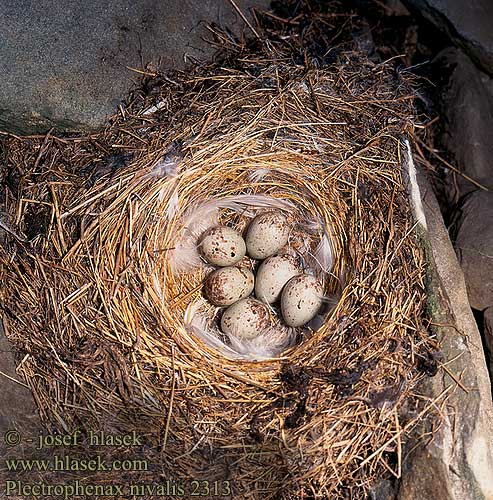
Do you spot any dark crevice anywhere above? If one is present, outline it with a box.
[473,308,493,391]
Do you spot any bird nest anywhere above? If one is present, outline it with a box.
[0,15,439,500]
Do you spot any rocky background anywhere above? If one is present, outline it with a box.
[407,0,493,386]
[0,0,270,134]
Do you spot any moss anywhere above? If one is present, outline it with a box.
[418,224,445,324]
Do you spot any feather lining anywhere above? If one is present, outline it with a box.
[184,301,296,360]
[313,233,333,274]
[226,324,296,360]
[168,194,295,274]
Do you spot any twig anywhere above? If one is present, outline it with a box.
[415,136,489,191]
[228,0,261,40]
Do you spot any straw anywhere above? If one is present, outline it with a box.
[0,6,441,499]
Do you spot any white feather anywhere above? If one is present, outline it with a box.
[184,302,226,350]
[149,154,181,179]
[184,301,245,358]
[141,100,166,116]
[168,201,219,275]
[226,324,296,360]
[166,189,180,220]
[312,138,324,153]
[297,218,323,234]
[313,233,333,274]
[248,168,272,182]
[144,147,184,223]
[183,301,296,360]
[296,218,334,277]
[168,195,295,274]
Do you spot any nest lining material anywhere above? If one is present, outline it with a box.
[0,39,438,499]
[162,189,339,359]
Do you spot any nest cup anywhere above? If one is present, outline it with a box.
[0,43,437,498]
[156,170,344,360]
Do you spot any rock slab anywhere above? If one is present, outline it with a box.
[404,0,493,75]
[483,308,493,386]
[397,170,493,500]
[0,321,40,438]
[434,48,493,198]
[455,190,493,311]
[0,0,269,135]
[432,48,493,311]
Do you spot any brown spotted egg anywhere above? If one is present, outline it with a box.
[199,226,246,266]
[245,211,289,259]
[255,254,300,304]
[204,267,254,307]
[220,298,270,339]
[280,274,323,327]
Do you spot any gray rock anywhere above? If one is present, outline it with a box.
[399,450,454,500]
[397,169,493,500]
[431,48,493,383]
[369,479,397,500]
[0,321,40,438]
[434,47,493,199]
[403,0,493,75]
[455,190,493,311]
[0,0,269,135]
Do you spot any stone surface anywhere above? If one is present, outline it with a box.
[397,169,493,500]
[0,0,269,135]
[368,479,397,500]
[403,0,493,75]
[0,321,40,437]
[454,190,493,311]
[434,48,493,199]
[431,48,493,314]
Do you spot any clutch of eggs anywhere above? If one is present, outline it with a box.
[200,210,325,341]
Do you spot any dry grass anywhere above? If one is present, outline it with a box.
[0,5,440,499]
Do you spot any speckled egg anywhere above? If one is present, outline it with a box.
[199,226,246,266]
[255,254,300,304]
[280,274,323,327]
[220,298,270,339]
[204,267,254,307]
[245,211,289,259]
